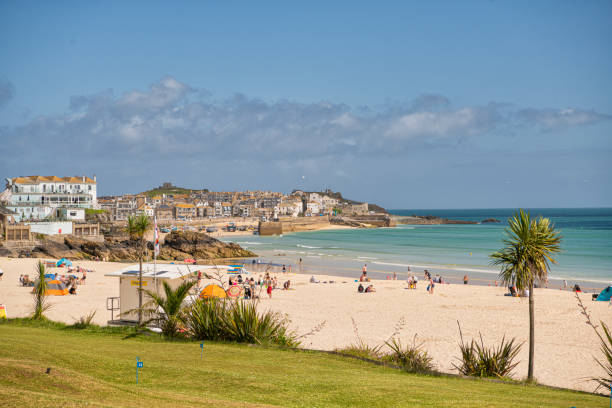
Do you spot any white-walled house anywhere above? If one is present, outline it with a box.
[5,175,97,222]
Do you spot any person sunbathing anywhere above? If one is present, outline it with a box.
[365,285,376,293]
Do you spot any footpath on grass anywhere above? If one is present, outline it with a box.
[0,319,606,408]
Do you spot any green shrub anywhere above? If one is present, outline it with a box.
[592,322,612,393]
[336,340,382,360]
[453,324,522,379]
[185,297,228,341]
[185,298,299,347]
[382,336,434,373]
[67,311,98,330]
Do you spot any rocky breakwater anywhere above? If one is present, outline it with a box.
[1,231,256,261]
[331,214,396,228]
[392,215,477,225]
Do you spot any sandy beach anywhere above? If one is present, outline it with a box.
[0,256,609,393]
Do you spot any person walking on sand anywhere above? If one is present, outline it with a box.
[463,274,469,285]
[267,283,273,298]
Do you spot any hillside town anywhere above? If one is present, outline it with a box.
[0,175,388,246]
[99,182,371,222]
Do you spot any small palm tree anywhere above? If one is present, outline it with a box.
[140,280,196,337]
[126,214,152,326]
[491,209,561,381]
[32,261,50,320]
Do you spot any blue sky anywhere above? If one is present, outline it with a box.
[0,1,610,208]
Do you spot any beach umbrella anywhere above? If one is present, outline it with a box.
[226,285,243,298]
[200,284,227,299]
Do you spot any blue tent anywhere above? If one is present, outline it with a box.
[595,285,612,301]
[56,258,72,267]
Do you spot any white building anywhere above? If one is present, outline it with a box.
[306,201,320,216]
[5,175,97,222]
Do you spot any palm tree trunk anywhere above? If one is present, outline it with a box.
[138,245,143,326]
[528,279,535,381]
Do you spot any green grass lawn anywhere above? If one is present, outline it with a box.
[0,320,606,408]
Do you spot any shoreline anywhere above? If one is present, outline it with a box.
[237,249,609,293]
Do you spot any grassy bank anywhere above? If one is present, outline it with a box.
[0,320,605,407]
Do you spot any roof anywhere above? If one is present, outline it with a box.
[105,263,222,279]
[10,176,97,184]
[174,203,195,208]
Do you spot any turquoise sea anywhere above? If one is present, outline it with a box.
[222,208,612,285]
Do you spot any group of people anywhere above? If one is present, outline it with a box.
[227,272,291,299]
[357,283,376,293]
[356,265,452,295]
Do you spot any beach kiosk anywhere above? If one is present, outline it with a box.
[105,263,200,324]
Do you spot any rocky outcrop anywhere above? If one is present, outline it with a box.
[481,218,501,223]
[392,215,477,225]
[2,231,256,261]
[161,231,255,259]
[331,214,396,228]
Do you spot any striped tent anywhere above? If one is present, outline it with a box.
[45,280,69,296]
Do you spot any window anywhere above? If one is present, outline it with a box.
[70,211,77,217]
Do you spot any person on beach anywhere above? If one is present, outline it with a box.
[358,284,364,293]
[463,274,469,285]
[283,280,291,290]
[365,285,376,293]
[424,270,431,280]
[362,264,367,274]
[427,278,435,294]
[563,280,568,290]
[359,271,369,282]
[267,283,273,298]
[393,271,397,280]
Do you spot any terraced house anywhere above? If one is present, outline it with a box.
[4,175,98,222]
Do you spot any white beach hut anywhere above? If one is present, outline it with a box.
[105,263,219,323]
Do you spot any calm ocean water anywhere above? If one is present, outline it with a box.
[222,208,612,284]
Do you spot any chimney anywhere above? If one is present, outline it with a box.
[82,176,85,182]
[93,174,97,182]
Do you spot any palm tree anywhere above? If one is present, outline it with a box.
[126,214,152,326]
[490,209,561,381]
[32,261,50,319]
[140,280,196,337]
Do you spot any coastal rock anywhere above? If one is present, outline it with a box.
[2,231,256,261]
[161,231,256,260]
[392,215,477,225]
[481,218,501,223]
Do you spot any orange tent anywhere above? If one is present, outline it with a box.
[200,284,227,299]
[45,280,69,296]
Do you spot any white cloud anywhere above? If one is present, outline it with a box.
[2,76,610,174]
